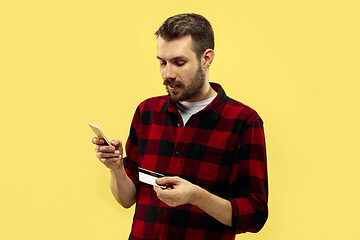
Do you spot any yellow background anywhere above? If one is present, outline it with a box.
[1,0,359,239]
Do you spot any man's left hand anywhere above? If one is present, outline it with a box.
[153,176,198,207]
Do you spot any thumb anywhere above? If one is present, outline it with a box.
[110,139,123,149]
[156,176,179,185]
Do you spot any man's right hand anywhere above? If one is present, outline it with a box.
[92,137,123,170]
[92,137,136,208]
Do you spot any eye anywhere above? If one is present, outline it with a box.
[159,60,167,66]
[175,61,185,67]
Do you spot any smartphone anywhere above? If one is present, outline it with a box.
[88,123,111,145]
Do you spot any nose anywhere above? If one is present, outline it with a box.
[162,64,176,80]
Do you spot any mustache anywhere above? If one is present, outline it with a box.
[163,79,183,87]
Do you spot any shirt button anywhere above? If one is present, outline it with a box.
[177,123,182,128]
[175,151,180,156]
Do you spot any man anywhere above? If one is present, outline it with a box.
[92,13,268,240]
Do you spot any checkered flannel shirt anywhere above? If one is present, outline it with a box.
[123,83,268,240]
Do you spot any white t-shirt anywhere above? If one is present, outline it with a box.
[177,96,216,125]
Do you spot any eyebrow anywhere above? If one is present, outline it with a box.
[156,56,189,61]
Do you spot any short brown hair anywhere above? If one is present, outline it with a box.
[155,13,214,60]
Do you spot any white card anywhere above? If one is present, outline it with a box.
[138,167,165,188]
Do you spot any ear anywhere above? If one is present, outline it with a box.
[202,49,215,69]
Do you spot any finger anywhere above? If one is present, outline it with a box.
[106,156,122,162]
[97,150,121,158]
[92,137,99,144]
[111,139,123,154]
[97,151,122,158]
[97,145,116,153]
[153,186,165,199]
[92,137,106,145]
[153,185,161,193]
[100,156,122,164]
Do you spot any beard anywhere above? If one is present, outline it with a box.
[163,64,206,103]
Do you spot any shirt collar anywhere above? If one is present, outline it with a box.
[160,82,228,120]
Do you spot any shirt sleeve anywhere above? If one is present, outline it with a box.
[229,118,268,234]
[123,105,141,188]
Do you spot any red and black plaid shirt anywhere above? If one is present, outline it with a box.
[124,83,268,240]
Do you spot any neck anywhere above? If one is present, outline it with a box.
[186,81,217,102]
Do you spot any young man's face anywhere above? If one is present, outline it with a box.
[157,35,206,102]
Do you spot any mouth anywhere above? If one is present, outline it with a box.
[168,83,180,92]
[164,81,182,92]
